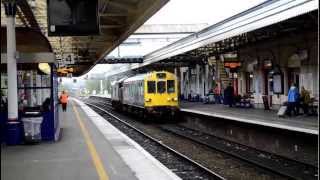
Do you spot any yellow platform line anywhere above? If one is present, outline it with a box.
[72,102,109,180]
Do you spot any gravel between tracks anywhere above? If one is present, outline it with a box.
[85,98,288,180]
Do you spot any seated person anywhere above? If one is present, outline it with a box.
[42,98,51,112]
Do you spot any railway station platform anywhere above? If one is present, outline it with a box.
[180,101,318,135]
[1,98,181,180]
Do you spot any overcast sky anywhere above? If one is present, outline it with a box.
[84,0,267,76]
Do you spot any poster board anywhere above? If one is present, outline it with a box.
[273,74,282,93]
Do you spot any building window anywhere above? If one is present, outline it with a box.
[246,72,254,93]
[167,80,175,93]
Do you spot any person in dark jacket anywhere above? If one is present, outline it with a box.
[224,83,234,107]
[300,86,311,115]
[42,97,51,112]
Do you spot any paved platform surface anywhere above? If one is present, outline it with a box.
[180,101,318,135]
[1,99,181,180]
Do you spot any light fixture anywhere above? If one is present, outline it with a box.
[38,63,51,75]
[249,74,253,78]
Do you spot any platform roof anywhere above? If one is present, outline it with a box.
[128,0,318,71]
[1,0,169,76]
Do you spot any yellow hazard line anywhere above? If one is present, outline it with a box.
[72,102,109,180]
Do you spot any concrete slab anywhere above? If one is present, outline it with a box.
[180,102,318,135]
[74,98,181,180]
[1,99,181,180]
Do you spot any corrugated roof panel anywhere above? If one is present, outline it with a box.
[139,0,318,68]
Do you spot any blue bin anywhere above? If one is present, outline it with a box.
[5,121,22,145]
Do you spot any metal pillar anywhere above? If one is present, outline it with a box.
[100,80,103,94]
[28,71,34,106]
[180,68,184,97]
[196,64,200,95]
[36,74,42,106]
[5,2,18,121]
[282,67,288,95]
[205,64,209,94]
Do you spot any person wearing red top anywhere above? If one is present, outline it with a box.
[59,91,69,112]
[213,84,221,104]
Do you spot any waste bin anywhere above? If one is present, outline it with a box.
[5,121,23,145]
[22,111,43,143]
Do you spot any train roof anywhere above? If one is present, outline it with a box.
[111,77,128,85]
[123,74,147,83]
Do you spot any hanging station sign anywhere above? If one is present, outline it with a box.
[224,62,241,69]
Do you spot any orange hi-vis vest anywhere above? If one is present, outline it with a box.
[60,94,68,104]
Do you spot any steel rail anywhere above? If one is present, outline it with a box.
[160,125,317,180]
[84,101,226,180]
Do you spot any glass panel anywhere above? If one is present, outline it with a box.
[18,88,51,109]
[167,80,175,93]
[1,73,7,89]
[157,81,166,93]
[147,81,156,93]
[156,73,166,79]
[0,89,7,112]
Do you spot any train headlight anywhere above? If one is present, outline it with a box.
[167,98,171,101]
[173,97,178,101]
[145,98,152,102]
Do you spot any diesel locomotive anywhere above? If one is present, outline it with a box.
[111,71,179,117]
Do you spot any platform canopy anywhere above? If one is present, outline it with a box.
[1,0,169,76]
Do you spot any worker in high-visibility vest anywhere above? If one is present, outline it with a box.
[59,91,69,112]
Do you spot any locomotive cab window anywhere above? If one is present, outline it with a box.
[167,80,175,93]
[147,81,156,93]
[157,81,166,93]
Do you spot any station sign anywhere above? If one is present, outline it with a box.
[63,54,75,65]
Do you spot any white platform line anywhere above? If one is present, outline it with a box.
[181,108,318,135]
[73,98,182,180]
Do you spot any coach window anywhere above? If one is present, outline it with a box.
[157,81,166,93]
[167,80,175,93]
[147,81,156,93]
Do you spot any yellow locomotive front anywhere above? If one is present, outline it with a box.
[144,71,179,116]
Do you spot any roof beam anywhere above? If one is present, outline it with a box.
[16,0,41,31]
[100,24,124,29]
[108,1,137,13]
[100,12,128,17]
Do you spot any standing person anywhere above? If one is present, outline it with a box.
[287,83,299,116]
[300,86,311,115]
[60,91,69,112]
[213,84,221,104]
[224,83,234,107]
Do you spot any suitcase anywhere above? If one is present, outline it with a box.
[277,106,287,117]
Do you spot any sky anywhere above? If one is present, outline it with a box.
[84,0,267,77]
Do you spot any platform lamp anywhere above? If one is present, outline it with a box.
[38,63,51,75]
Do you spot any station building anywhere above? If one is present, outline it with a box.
[125,3,318,110]
[179,12,318,109]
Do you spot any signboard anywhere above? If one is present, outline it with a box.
[47,0,99,36]
[273,74,282,93]
[63,54,75,65]
[224,62,241,68]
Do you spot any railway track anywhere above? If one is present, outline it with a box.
[83,96,318,180]
[159,125,318,180]
[84,100,226,180]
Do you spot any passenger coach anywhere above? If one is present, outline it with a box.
[111,71,179,118]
